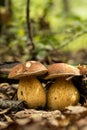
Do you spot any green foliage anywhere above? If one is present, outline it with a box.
[0,0,87,61]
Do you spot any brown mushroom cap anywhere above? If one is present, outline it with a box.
[45,63,80,79]
[8,61,48,79]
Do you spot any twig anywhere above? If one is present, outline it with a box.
[0,99,24,110]
[58,30,87,50]
[26,0,34,50]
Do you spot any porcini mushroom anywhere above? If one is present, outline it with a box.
[45,63,80,110]
[8,61,48,109]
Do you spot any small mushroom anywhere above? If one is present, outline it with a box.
[8,61,48,109]
[45,63,80,110]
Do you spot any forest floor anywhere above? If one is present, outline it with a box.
[0,48,87,130]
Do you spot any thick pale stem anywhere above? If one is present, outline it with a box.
[47,77,80,110]
[17,76,46,109]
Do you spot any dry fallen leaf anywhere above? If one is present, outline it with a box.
[65,106,87,114]
[4,114,13,123]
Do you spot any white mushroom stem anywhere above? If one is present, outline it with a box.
[17,76,46,109]
[47,77,80,110]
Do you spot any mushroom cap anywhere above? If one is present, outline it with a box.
[45,63,80,79]
[8,61,48,79]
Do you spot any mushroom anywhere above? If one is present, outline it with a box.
[45,63,80,110]
[8,61,48,109]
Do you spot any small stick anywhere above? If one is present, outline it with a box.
[0,99,24,110]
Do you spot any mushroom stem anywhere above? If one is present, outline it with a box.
[47,77,80,110]
[17,76,46,109]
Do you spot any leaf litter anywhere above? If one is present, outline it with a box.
[0,61,87,130]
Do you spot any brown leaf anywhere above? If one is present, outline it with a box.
[0,108,10,115]
[0,121,8,130]
[4,114,13,123]
[65,106,87,114]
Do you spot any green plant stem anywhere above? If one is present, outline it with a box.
[58,30,87,50]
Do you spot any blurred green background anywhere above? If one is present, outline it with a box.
[0,0,87,64]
